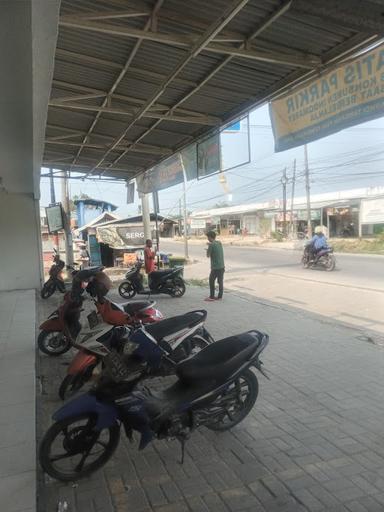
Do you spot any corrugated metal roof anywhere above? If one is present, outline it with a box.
[44,0,381,178]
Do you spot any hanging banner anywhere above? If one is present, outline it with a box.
[96,225,145,248]
[136,144,197,194]
[197,133,221,179]
[270,44,384,151]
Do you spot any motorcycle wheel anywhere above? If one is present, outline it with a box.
[301,256,310,269]
[171,278,186,298]
[58,365,96,400]
[324,254,336,272]
[41,281,56,299]
[39,414,120,482]
[205,369,258,432]
[118,281,136,299]
[37,330,71,356]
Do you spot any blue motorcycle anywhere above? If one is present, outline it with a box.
[39,328,269,481]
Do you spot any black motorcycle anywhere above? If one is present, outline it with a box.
[302,244,336,271]
[39,328,269,481]
[118,261,186,299]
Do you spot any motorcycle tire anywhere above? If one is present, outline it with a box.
[58,366,96,400]
[41,281,56,299]
[324,254,336,272]
[170,277,186,298]
[118,281,136,299]
[205,369,258,432]
[39,413,120,482]
[37,330,71,356]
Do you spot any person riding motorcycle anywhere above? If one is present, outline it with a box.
[306,226,329,263]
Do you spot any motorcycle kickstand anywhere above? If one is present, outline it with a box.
[178,436,186,465]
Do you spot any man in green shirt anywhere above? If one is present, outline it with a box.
[205,230,225,302]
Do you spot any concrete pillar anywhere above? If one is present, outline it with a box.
[0,0,60,291]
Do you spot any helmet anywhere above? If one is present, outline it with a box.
[86,272,112,298]
[314,226,323,234]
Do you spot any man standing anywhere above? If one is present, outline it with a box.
[205,230,225,302]
[144,239,156,274]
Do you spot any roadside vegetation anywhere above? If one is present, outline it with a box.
[331,235,384,254]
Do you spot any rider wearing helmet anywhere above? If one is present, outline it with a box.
[308,226,328,262]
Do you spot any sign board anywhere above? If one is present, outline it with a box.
[296,209,321,221]
[96,225,145,248]
[360,198,384,224]
[136,144,197,194]
[270,43,384,151]
[190,218,206,229]
[45,204,64,233]
[197,133,221,179]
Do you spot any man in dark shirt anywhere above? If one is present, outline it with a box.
[205,230,225,302]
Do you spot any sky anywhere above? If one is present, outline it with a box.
[40,103,384,218]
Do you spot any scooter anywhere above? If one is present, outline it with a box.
[118,261,186,299]
[302,245,336,271]
[41,252,67,299]
[37,267,163,357]
[41,250,80,299]
[39,327,269,482]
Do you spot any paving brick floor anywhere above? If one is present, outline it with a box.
[37,286,384,512]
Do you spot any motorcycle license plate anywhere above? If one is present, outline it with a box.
[87,310,102,329]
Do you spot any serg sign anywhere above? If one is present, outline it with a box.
[270,44,384,151]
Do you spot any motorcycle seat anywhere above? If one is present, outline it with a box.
[176,331,263,384]
[122,331,265,423]
[149,268,178,278]
[144,310,207,342]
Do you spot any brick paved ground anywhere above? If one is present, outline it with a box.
[37,285,384,512]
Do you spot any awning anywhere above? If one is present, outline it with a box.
[43,0,382,180]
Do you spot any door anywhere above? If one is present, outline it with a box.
[88,234,102,266]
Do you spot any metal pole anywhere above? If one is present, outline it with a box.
[281,167,287,237]
[141,193,152,241]
[179,154,189,260]
[49,168,59,252]
[304,144,312,238]
[60,170,74,265]
[290,159,296,236]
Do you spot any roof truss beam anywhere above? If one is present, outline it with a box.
[59,16,321,68]
[45,139,172,155]
[49,100,219,125]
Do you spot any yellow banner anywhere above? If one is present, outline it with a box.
[270,44,384,151]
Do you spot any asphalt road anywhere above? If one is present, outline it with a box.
[159,239,384,335]
[161,240,383,292]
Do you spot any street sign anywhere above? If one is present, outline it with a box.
[46,204,64,233]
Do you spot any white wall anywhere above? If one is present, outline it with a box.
[0,193,42,290]
[0,0,59,291]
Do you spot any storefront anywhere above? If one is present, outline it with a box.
[360,198,384,236]
[326,204,359,237]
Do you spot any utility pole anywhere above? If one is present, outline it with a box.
[179,154,189,260]
[49,168,59,252]
[290,159,296,236]
[304,144,312,238]
[59,170,74,265]
[281,167,288,236]
[141,193,152,241]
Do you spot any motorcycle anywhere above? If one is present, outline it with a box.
[37,267,162,357]
[41,252,67,299]
[118,261,186,299]
[58,306,213,400]
[39,327,269,482]
[302,245,336,271]
[58,297,164,399]
[41,250,80,300]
